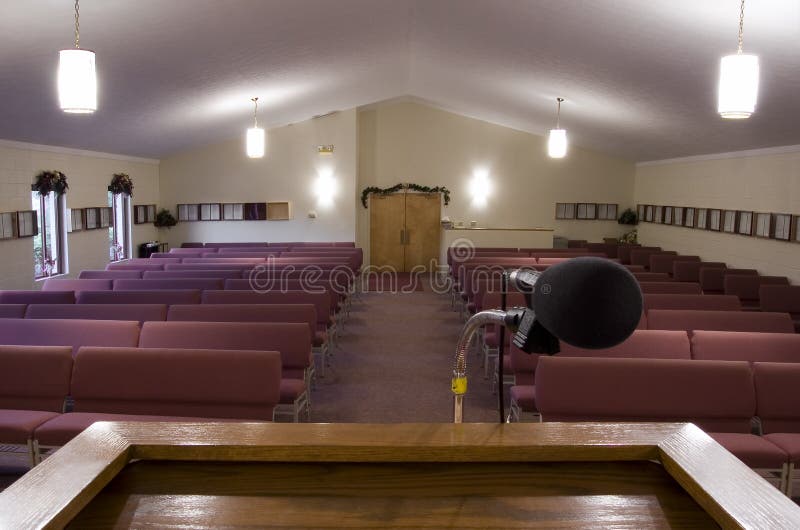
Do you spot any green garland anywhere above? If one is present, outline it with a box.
[31,170,69,196]
[361,183,450,208]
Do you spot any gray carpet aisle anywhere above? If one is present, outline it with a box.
[311,282,501,423]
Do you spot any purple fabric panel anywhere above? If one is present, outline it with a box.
[760,285,800,315]
[700,268,758,293]
[643,294,741,312]
[753,362,800,433]
[639,282,701,295]
[42,279,112,292]
[26,304,167,324]
[633,272,672,282]
[201,290,332,327]
[78,270,143,279]
[167,304,316,336]
[0,345,72,410]
[113,279,224,291]
[649,255,700,275]
[143,270,243,280]
[0,319,139,355]
[0,305,26,318]
[724,275,790,301]
[139,321,311,372]
[673,262,726,283]
[0,291,75,304]
[647,310,795,333]
[535,356,755,432]
[559,329,691,359]
[71,347,281,417]
[76,290,201,305]
[105,263,165,271]
[692,331,800,362]
[204,242,268,248]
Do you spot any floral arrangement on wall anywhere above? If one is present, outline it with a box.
[31,170,69,196]
[108,173,134,196]
[360,182,450,208]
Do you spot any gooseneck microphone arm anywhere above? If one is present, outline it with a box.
[451,308,527,423]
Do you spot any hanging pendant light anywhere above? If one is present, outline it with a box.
[718,0,759,119]
[246,97,265,158]
[548,97,567,158]
[58,0,97,113]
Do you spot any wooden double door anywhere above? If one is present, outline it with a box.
[370,192,441,272]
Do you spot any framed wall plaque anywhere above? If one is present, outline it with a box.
[555,203,576,219]
[754,213,771,238]
[737,211,753,236]
[721,210,737,233]
[672,207,683,226]
[576,203,597,220]
[244,203,267,221]
[0,212,18,239]
[645,205,654,222]
[177,204,200,222]
[708,209,721,231]
[84,207,99,230]
[223,203,245,221]
[597,203,618,220]
[69,208,84,232]
[199,203,221,221]
[773,214,792,241]
[663,206,673,225]
[684,207,695,228]
[99,207,112,228]
[16,210,38,237]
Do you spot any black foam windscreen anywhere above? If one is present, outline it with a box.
[532,257,643,349]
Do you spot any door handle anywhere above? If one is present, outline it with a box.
[405,229,410,245]
[400,229,405,245]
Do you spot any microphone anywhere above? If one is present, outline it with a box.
[508,257,643,352]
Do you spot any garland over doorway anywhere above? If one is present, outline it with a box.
[361,183,450,208]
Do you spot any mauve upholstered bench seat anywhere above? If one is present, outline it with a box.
[202,252,281,259]
[700,268,757,294]
[633,272,672,282]
[643,294,742,312]
[0,291,74,304]
[35,346,282,446]
[706,433,789,469]
[76,290,201,305]
[165,263,253,271]
[42,279,112,292]
[509,385,536,413]
[25,304,167,324]
[753,362,800,435]
[143,270,243,280]
[202,290,334,329]
[673,262,726,283]
[205,242,268,248]
[0,345,72,444]
[0,319,140,355]
[113,278,224,291]
[649,255,700,276]
[691,331,800,363]
[639,282,701,295]
[559,329,691,359]
[0,304,26,318]
[105,263,165,272]
[34,413,263,446]
[647,309,795,333]
[724,275,790,309]
[78,270,143,279]
[138,321,311,378]
[630,249,674,269]
[167,304,317,338]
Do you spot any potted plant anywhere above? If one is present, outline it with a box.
[31,170,69,196]
[619,229,638,244]
[154,209,177,229]
[617,208,637,225]
[108,173,134,196]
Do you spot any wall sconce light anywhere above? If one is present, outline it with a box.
[317,145,334,155]
[314,167,338,207]
[469,169,492,207]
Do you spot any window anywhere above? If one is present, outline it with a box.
[109,192,131,261]
[31,191,65,279]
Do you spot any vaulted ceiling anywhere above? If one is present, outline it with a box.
[2,0,798,161]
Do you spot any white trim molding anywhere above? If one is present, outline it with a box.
[0,139,160,166]
[638,144,800,167]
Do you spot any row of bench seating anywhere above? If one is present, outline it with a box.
[181,241,356,248]
[533,356,800,496]
[0,344,282,465]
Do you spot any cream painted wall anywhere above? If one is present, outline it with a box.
[0,141,159,290]
[356,101,635,263]
[159,110,357,247]
[634,147,800,283]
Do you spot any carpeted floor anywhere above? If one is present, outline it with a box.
[361,271,426,292]
[312,277,500,422]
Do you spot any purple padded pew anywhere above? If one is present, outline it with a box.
[700,268,757,295]
[691,331,800,363]
[76,290,201,305]
[25,304,167,325]
[647,309,795,333]
[112,279,224,291]
[642,294,742,312]
[760,285,800,332]
[639,282,701,295]
[724,275,790,310]
[78,270,143,279]
[143,270,243,280]
[0,291,75,304]
[0,305,27,318]
[673,262,726,283]
[753,362,800,473]
[0,345,72,451]
[0,319,140,355]
[105,263,165,272]
[649,255,700,276]
[33,346,281,447]
[41,279,112,292]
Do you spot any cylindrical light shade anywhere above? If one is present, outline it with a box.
[58,49,97,113]
[246,127,265,158]
[718,54,759,119]
[548,128,567,158]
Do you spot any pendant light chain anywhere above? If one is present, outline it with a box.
[74,0,80,48]
[252,97,259,128]
[737,0,745,54]
[555,97,564,128]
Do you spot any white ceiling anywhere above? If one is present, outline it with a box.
[1,0,798,161]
